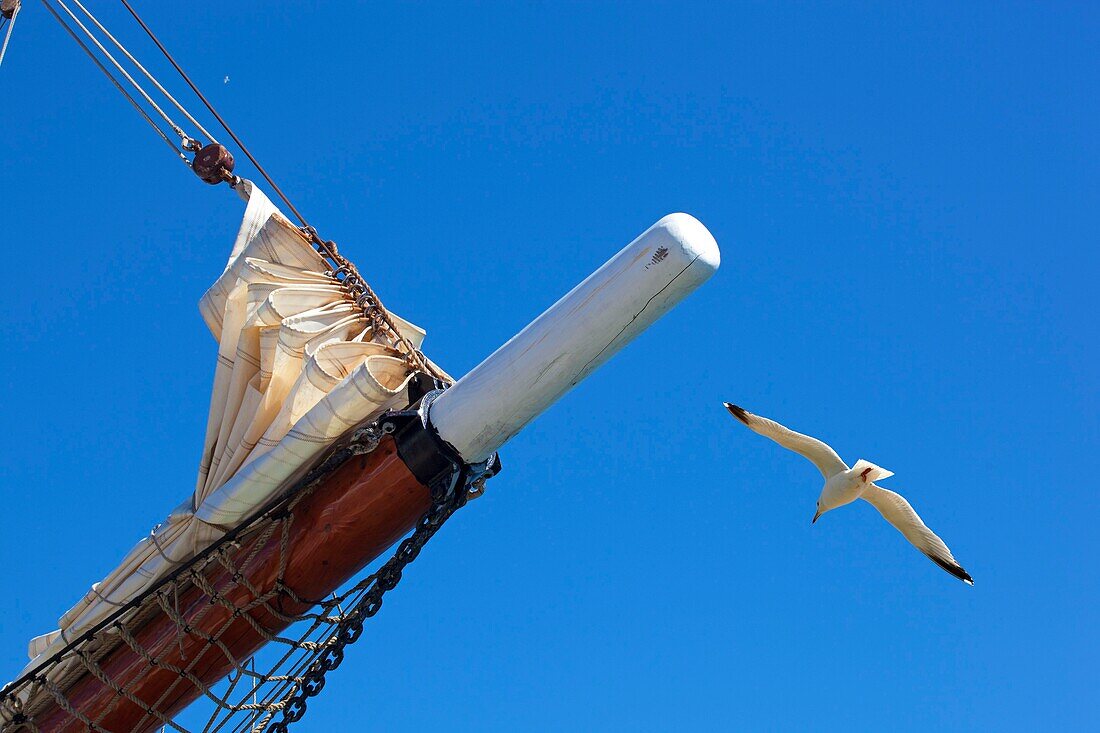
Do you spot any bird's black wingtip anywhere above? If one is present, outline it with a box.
[927,553,975,586]
[723,402,750,425]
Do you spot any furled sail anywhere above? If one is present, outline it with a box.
[21,181,441,673]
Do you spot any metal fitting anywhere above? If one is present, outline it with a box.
[191,143,236,185]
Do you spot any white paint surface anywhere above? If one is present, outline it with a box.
[430,213,720,463]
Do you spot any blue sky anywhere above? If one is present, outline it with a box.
[0,2,1097,731]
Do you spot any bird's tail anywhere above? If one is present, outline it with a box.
[852,459,894,483]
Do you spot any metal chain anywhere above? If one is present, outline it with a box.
[302,229,446,382]
[267,426,491,733]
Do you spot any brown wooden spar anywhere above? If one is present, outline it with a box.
[31,436,431,733]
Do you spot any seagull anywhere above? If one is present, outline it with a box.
[723,402,973,585]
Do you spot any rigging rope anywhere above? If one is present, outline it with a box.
[48,0,199,149]
[38,0,189,164]
[0,2,20,72]
[118,0,307,229]
[69,0,220,145]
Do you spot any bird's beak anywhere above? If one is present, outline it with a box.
[812,510,821,525]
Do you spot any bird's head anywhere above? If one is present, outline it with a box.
[812,491,843,524]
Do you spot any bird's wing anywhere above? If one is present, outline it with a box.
[724,403,847,478]
[861,485,974,585]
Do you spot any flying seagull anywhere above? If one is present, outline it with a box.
[723,402,973,585]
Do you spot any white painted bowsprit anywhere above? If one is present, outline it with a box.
[429,213,720,463]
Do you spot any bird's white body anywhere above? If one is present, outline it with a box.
[723,403,973,585]
[819,459,894,515]
[820,468,867,513]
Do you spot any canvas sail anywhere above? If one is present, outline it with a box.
[20,181,439,674]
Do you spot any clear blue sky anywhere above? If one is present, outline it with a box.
[0,2,1096,731]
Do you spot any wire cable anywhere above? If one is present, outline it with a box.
[51,0,196,147]
[39,0,189,164]
[69,0,219,145]
[119,0,311,228]
[0,4,18,71]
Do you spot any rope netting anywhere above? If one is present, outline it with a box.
[1,416,496,733]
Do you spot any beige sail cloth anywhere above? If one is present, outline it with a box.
[21,181,435,673]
